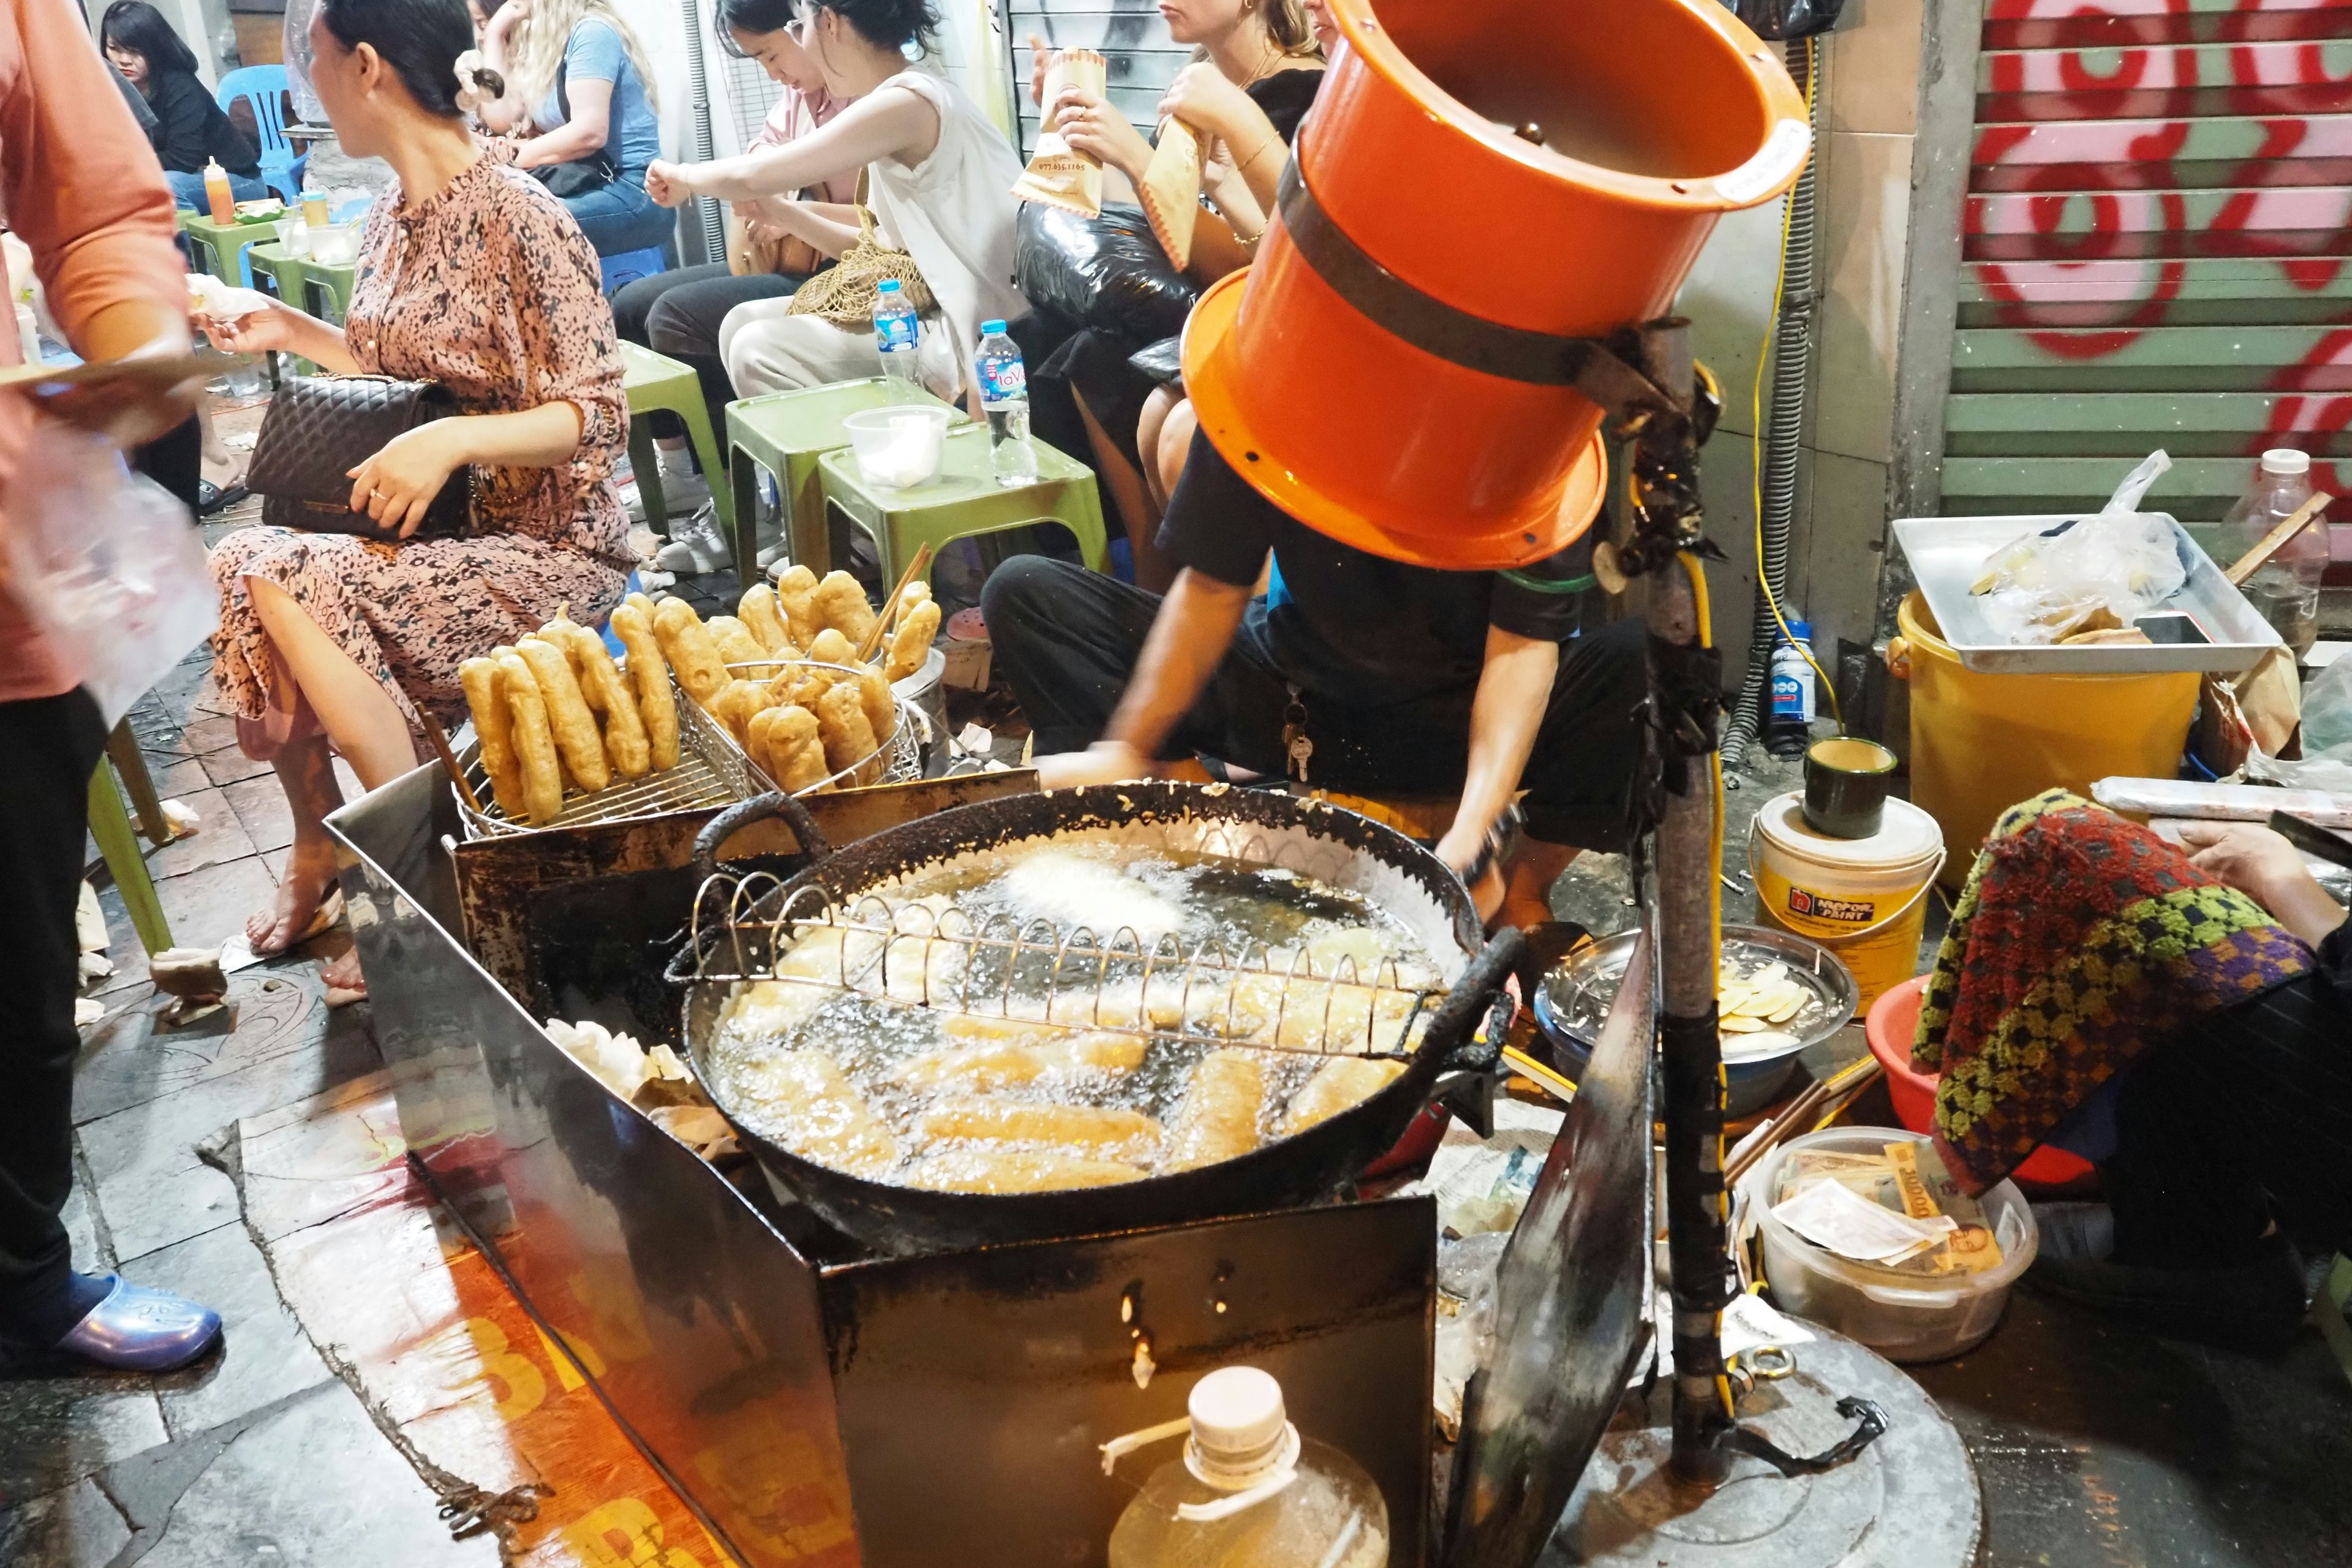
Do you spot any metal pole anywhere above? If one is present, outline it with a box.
[1649,560,1735,1485]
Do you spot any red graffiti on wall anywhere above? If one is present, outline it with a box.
[1969,0,2352,492]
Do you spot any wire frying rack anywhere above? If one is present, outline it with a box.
[676,871,1453,1060]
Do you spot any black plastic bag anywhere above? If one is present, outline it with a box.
[1719,0,1844,40]
[1013,202,1200,347]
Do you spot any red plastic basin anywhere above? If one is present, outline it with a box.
[1866,975,2095,1191]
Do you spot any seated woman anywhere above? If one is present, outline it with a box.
[202,0,633,996]
[478,0,673,257]
[102,1,271,212]
[611,0,857,554]
[1913,791,2350,1352]
[1035,0,1322,589]
[646,0,1028,412]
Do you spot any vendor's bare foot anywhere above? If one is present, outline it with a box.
[249,843,337,955]
[322,949,366,995]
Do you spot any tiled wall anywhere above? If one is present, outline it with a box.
[1680,0,1926,689]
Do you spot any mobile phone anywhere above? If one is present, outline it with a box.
[2133,611,2212,646]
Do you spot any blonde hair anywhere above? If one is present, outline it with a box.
[508,0,660,126]
[1190,0,1323,71]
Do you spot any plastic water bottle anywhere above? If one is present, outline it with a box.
[976,318,1036,488]
[2222,448,2323,657]
[1765,617,1814,757]
[1106,1367,1389,1568]
[873,279,922,395]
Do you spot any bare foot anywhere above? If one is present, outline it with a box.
[322,949,366,994]
[249,840,337,955]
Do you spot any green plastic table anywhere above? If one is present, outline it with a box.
[725,379,965,592]
[618,341,733,543]
[817,423,1109,590]
[178,210,280,287]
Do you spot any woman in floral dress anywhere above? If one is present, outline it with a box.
[203,0,633,993]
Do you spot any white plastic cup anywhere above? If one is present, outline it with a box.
[843,406,951,489]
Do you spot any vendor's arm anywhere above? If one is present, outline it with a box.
[2181,821,2350,950]
[1035,570,1254,788]
[1433,627,1558,878]
[200,298,361,374]
[647,86,937,206]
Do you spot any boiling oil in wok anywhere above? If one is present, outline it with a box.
[706,845,1445,1193]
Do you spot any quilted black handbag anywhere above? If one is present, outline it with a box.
[245,375,471,540]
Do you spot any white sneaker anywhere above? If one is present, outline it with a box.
[651,502,731,575]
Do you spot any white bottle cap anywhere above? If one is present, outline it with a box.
[2261,448,2310,477]
[1187,1367,1289,1477]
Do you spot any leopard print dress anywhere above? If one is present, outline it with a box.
[209,155,634,744]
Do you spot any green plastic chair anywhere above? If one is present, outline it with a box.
[817,423,1109,590]
[89,726,172,956]
[725,379,966,592]
[2318,1255,2352,1392]
[618,341,733,544]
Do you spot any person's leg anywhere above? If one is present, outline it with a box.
[562,181,676,259]
[162,168,206,211]
[980,555,1288,763]
[133,415,204,513]
[1076,388,1171,592]
[646,270,797,462]
[722,304,873,399]
[228,172,272,204]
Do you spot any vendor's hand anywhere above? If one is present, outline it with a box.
[1031,740,1149,791]
[1434,820,1507,925]
[1158,62,1260,145]
[347,421,465,539]
[1049,88,1155,182]
[645,159,692,208]
[2180,821,2349,947]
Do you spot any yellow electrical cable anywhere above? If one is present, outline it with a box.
[1749,33,1844,735]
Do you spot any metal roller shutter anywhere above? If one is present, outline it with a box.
[1940,0,2352,547]
[998,0,1183,154]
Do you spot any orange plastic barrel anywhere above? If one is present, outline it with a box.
[1184,0,1811,568]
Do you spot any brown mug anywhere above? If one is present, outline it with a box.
[1803,737,1899,839]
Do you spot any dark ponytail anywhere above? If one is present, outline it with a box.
[715,0,797,56]
[317,0,505,118]
[810,0,940,56]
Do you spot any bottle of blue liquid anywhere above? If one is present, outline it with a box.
[874,280,922,395]
[976,319,1036,487]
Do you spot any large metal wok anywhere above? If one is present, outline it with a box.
[673,783,1522,1254]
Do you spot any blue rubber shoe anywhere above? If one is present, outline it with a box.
[53,1275,223,1371]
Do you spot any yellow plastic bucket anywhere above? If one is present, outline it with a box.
[1890,593,2198,889]
[1749,791,1944,1009]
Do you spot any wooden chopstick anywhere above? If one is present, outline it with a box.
[1501,1044,1577,1105]
[415,708,484,813]
[858,543,934,664]
[2224,491,2332,587]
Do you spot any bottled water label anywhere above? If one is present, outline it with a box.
[875,311,919,352]
[979,356,1027,405]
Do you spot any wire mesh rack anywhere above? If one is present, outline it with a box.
[677,872,1452,1060]
[455,661,924,839]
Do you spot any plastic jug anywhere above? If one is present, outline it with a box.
[2220,448,2323,657]
[1104,1368,1388,1568]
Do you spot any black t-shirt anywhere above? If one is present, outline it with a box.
[147,70,260,178]
[1156,431,1592,710]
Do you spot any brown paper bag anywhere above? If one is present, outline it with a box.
[1139,118,1204,269]
[1010,49,1107,216]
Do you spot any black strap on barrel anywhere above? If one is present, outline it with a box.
[1275,156,1672,422]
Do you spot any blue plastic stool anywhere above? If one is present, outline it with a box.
[599,246,667,294]
[216,64,307,205]
[600,571,643,659]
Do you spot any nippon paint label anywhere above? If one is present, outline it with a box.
[1787,886,1876,925]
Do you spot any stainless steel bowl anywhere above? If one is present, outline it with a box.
[1533,924,1860,1116]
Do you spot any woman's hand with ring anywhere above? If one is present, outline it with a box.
[1048,87,1154,182]
[1158,62,1259,145]
[348,421,465,538]
[198,300,296,356]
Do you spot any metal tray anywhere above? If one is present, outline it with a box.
[1892,512,2282,675]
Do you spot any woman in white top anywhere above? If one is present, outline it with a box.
[645,0,1025,408]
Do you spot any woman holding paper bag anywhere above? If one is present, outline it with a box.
[1032,0,1321,589]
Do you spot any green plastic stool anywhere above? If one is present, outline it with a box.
[178,211,275,287]
[817,424,1109,589]
[618,341,734,544]
[725,379,966,592]
[2318,1255,2352,1393]
[89,761,172,957]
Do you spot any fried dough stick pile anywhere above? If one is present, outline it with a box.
[459,603,676,825]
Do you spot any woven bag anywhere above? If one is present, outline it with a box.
[785,170,933,328]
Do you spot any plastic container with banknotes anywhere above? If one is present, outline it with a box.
[1736,1126,2039,1363]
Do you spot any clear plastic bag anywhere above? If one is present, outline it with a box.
[1,419,219,727]
[1973,451,2192,646]
[2300,653,2352,761]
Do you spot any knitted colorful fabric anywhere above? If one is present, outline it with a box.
[1911,790,2315,1194]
